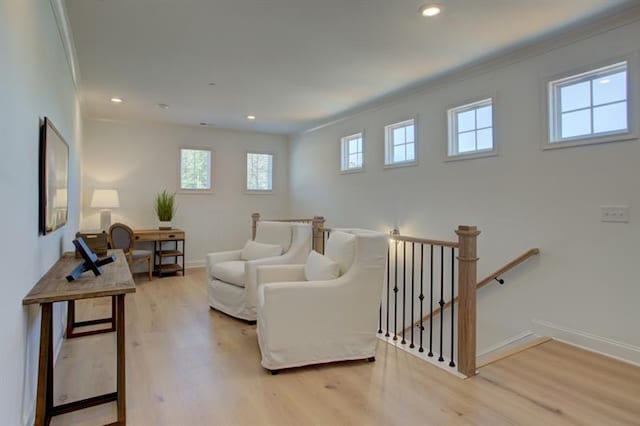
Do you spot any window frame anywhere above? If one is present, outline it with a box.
[178,147,213,194]
[384,118,418,168]
[446,96,497,161]
[340,131,365,173]
[544,55,638,150]
[245,151,274,194]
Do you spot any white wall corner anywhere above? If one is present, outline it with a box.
[532,319,640,367]
[49,0,81,91]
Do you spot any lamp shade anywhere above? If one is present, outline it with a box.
[90,189,120,209]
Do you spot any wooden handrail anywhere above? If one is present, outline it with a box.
[404,248,540,333]
[319,229,460,249]
[476,248,539,288]
[391,234,459,248]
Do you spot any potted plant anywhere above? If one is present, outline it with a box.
[154,190,176,230]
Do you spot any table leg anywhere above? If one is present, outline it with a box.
[66,300,75,338]
[116,294,126,424]
[35,303,53,426]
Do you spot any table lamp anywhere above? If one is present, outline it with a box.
[90,189,120,231]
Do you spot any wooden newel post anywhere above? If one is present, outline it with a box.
[311,216,325,253]
[455,225,480,377]
[251,213,260,240]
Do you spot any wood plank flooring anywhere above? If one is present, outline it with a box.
[51,268,640,425]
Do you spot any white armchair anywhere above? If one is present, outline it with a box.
[207,221,312,322]
[256,229,388,372]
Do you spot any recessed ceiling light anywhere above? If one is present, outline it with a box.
[246,115,256,120]
[157,103,170,109]
[110,97,123,103]
[419,4,442,17]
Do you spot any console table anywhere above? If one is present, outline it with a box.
[23,249,135,426]
[133,229,185,277]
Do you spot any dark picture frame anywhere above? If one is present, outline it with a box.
[39,117,69,234]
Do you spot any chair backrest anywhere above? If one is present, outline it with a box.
[324,231,356,275]
[255,221,292,253]
[325,229,387,277]
[109,223,134,252]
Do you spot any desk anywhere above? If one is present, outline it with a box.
[23,249,135,426]
[134,229,186,277]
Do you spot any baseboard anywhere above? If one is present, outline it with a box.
[477,330,536,357]
[476,331,550,368]
[186,260,205,269]
[532,319,640,367]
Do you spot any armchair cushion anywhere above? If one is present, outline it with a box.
[255,221,292,253]
[304,251,339,281]
[211,261,246,288]
[324,231,356,275]
[241,240,282,261]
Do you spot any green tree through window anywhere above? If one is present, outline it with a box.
[180,148,211,190]
[247,153,273,191]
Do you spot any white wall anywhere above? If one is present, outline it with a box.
[81,119,289,265]
[0,0,83,424]
[289,18,640,357]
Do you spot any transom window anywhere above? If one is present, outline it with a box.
[548,61,629,145]
[180,148,212,191]
[246,152,273,192]
[385,119,416,166]
[447,98,494,158]
[340,132,364,172]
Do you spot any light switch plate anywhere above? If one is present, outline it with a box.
[601,205,629,223]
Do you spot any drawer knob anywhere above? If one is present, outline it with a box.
[169,235,175,238]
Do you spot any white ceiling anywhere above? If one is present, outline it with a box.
[65,0,634,134]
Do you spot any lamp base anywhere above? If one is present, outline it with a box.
[99,210,112,231]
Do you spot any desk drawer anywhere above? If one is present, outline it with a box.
[134,233,160,242]
[161,231,184,240]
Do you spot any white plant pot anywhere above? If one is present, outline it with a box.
[159,221,172,230]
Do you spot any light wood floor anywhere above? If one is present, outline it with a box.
[51,268,640,425]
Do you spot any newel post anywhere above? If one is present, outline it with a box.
[455,225,480,377]
[311,216,325,253]
[251,213,260,240]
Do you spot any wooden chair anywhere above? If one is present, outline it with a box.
[108,223,153,281]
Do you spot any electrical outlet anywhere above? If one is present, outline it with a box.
[601,205,629,223]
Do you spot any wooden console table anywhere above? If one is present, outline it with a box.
[134,229,185,277]
[23,249,135,426]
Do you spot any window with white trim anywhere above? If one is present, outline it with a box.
[548,61,629,146]
[246,152,273,192]
[180,148,212,191]
[385,119,416,166]
[340,132,364,171]
[447,98,494,158]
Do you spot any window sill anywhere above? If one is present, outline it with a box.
[245,190,274,195]
[444,150,497,162]
[340,168,364,175]
[544,132,637,150]
[383,160,418,169]
[178,189,213,195]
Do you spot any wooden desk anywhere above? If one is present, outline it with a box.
[23,250,135,426]
[134,229,186,277]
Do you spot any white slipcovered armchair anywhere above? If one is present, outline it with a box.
[207,221,312,322]
[256,229,388,372]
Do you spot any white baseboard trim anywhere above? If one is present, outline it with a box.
[532,319,640,367]
[186,260,205,269]
[477,330,536,358]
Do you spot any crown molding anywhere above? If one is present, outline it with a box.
[296,3,640,136]
[49,0,81,91]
